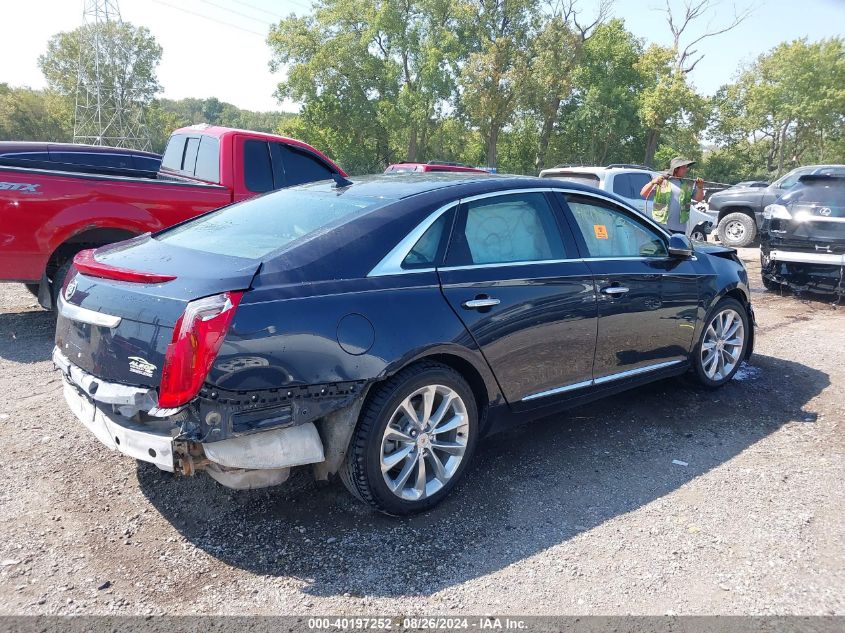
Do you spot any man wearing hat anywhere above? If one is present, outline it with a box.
[640,157,705,233]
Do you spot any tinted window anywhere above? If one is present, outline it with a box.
[402,211,452,269]
[542,171,600,187]
[280,145,334,186]
[776,167,813,189]
[182,137,200,174]
[565,195,667,258]
[161,134,187,171]
[157,189,393,259]
[447,192,567,266]
[612,173,652,200]
[194,136,220,183]
[244,140,273,193]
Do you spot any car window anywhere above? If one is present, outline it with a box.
[279,145,334,186]
[157,189,393,259]
[182,137,200,174]
[611,173,652,200]
[775,167,813,189]
[161,134,187,172]
[565,195,668,258]
[194,136,220,183]
[402,210,453,269]
[243,139,274,193]
[446,192,567,266]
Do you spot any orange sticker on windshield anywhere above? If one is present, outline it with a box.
[594,224,609,239]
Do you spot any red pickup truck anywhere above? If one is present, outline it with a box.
[0,124,345,306]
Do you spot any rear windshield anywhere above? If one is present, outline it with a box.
[542,171,600,187]
[156,188,393,259]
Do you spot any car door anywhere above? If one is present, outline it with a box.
[557,192,700,382]
[437,190,598,405]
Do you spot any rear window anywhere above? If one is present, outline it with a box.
[161,134,187,171]
[542,171,600,187]
[194,136,220,183]
[612,173,652,200]
[156,189,393,259]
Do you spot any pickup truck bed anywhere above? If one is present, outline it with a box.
[0,125,345,306]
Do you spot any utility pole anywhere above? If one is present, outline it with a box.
[73,0,152,149]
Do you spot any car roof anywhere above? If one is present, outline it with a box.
[0,141,161,158]
[539,165,655,177]
[286,172,615,201]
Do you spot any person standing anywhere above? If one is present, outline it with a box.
[640,157,705,233]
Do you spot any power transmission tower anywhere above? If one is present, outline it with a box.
[73,0,152,149]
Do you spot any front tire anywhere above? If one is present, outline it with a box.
[691,297,750,388]
[341,362,478,515]
[718,212,756,248]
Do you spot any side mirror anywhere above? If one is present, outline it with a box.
[668,234,693,258]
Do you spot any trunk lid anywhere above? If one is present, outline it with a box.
[55,235,260,387]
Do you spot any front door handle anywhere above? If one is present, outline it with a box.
[601,286,630,296]
[462,297,501,310]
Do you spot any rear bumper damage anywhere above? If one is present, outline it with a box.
[54,347,338,489]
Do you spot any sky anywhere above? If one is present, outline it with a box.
[1,0,844,113]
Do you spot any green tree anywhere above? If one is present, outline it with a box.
[710,37,845,178]
[38,21,161,146]
[0,84,72,142]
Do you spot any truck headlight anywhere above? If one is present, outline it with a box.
[763,203,791,220]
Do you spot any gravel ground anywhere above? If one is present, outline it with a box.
[0,247,842,616]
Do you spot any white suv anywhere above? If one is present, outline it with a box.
[539,163,712,241]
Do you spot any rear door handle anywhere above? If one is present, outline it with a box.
[462,297,501,310]
[601,286,630,296]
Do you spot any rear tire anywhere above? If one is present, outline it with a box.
[718,212,756,248]
[340,362,478,515]
[50,259,74,308]
[691,297,750,388]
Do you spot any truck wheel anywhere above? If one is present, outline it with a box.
[340,362,478,516]
[718,212,756,248]
[50,259,74,307]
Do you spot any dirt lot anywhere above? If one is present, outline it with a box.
[0,248,842,616]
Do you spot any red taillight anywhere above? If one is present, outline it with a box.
[73,249,177,284]
[158,291,244,408]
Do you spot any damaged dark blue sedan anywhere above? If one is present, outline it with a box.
[54,174,754,515]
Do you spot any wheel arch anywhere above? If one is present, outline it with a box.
[702,285,755,360]
[717,205,755,222]
[45,226,140,277]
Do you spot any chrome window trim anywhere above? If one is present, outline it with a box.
[58,294,122,328]
[367,186,673,277]
[439,258,582,272]
[521,359,685,402]
[368,201,459,277]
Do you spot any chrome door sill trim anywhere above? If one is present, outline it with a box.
[593,359,685,385]
[521,359,685,402]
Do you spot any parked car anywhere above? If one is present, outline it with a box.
[0,124,345,306]
[0,141,161,177]
[54,173,754,515]
[385,161,489,174]
[539,164,714,241]
[706,165,845,248]
[760,174,845,295]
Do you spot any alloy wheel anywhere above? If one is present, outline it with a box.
[379,384,469,501]
[700,308,745,381]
